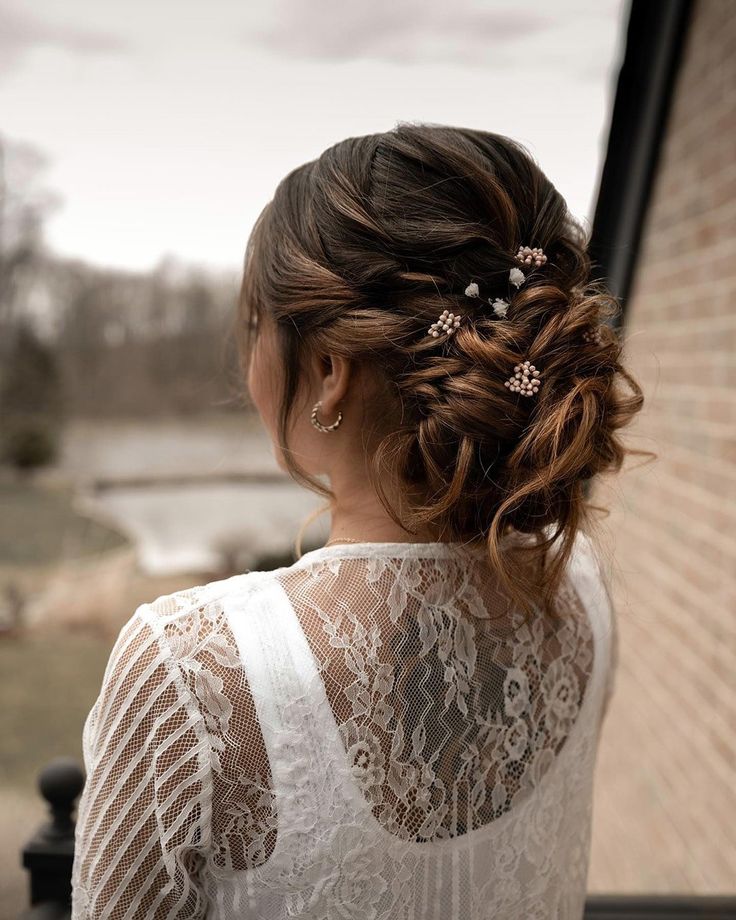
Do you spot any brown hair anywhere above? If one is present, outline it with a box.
[233,122,652,623]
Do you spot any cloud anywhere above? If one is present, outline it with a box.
[241,0,555,66]
[0,2,129,78]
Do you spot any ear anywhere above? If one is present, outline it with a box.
[312,351,351,416]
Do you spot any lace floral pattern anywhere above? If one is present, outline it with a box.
[277,545,596,843]
[146,583,281,876]
[72,533,612,920]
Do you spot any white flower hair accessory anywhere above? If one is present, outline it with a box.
[465,280,510,319]
[428,308,461,338]
[509,267,525,289]
[504,360,542,397]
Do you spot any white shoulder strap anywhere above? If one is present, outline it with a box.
[567,530,615,709]
[222,575,372,853]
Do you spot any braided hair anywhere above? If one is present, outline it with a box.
[234,122,649,622]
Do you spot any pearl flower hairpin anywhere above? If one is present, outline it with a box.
[583,326,604,345]
[511,244,547,287]
[505,360,542,397]
[428,308,462,338]
[515,245,547,268]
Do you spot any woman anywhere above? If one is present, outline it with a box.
[71,123,646,919]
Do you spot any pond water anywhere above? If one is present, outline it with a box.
[59,415,275,481]
[60,416,330,575]
[76,481,327,575]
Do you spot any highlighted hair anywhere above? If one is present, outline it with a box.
[233,122,653,622]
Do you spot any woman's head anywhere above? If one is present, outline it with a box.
[235,122,648,620]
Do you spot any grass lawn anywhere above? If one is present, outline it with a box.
[0,471,130,793]
[0,629,111,795]
[0,631,112,920]
[0,475,128,567]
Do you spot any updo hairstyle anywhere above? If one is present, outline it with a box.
[234,122,650,622]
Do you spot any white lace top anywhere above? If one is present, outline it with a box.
[71,529,616,920]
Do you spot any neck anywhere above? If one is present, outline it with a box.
[326,471,444,545]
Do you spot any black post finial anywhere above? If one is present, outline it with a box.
[21,757,85,910]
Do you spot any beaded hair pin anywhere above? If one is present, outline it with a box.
[427,309,462,338]
[504,360,542,397]
[426,243,547,398]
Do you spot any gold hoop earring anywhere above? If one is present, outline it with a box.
[310,400,343,433]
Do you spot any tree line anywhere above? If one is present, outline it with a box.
[0,134,249,470]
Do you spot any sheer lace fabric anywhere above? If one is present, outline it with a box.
[71,530,616,919]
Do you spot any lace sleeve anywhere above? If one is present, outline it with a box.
[71,604,212,920]
[591,538,618,724]
[602,592,619,722]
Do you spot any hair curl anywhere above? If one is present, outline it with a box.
[233,121,653,623]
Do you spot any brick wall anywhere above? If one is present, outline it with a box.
[586,0,736,892]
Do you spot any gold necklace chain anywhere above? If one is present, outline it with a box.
[324,537,363,546]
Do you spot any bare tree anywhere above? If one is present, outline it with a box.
[0,133,62,356]
[0,135,64,470]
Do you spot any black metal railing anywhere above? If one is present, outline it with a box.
[19,758,736,919]
[20,758,82,920]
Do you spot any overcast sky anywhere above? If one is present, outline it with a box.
[0,0,629,275]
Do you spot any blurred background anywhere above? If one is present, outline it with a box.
[0,0,733,915]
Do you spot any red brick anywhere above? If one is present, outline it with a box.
[590,0,736,893]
